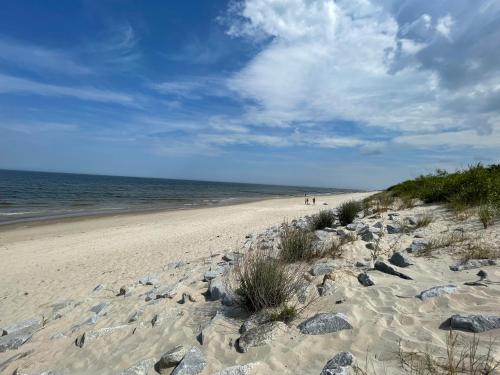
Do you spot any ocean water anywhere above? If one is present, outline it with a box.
[0,169,352,224]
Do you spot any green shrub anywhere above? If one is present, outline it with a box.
[388,164,500,211]
[414,213,433,228]
[268,304,298,324]
[280,224,317,262]
[310,210,336,230]
[338,200,362,226]
[234,250,300,312]
[478,204,497,229]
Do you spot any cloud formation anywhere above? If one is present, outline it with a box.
[221,0,500,148]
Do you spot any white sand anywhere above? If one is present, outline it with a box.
[1,192,499,374]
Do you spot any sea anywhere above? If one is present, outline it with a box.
[0,169,354,225]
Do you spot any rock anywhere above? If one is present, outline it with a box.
[92,284,105,292]
[128,310,143,323]
[358,226,379,242]
[318,279,336,296]
[373,221,383,229]
[156,345,189,373]
[0,331,32,352]
[389,252,413,268]
[236,321,288,353]
[386,224,401,234]
[388,212,399,219]
[119,358,156,375]
[204,265,228,281]
[239,313,268,334]
[297,282,320,303]
[223,252,242,263]
[417,285,457,300]
[171,347,206,375]
[323,227,337,233]
[321,352,355,375]
[443,314,500,333]
[311,262,336,276]
[208,277,227,301]
[450,259,497,271]
[156,283,180,299]
[406,217,417,225]
[357,272,374,287]
[197,312,225,345]
[89,302,109,316]
[374,261,412,280]
[336,229,348,237]
[477,270,488,280]
[298,313,352,335]
[408,239,430,254]
[75,325,129,348]
[139,275,157,286]
[118,284,134,297]
[2,318,42,336]
[212,364,256,375]
[179,293,196,304]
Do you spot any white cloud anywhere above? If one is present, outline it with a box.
[436,15,454,40]
[222,0,500,149]
[0,73,136,105]
[0,37,91,75]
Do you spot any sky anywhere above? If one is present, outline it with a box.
[0,0,499,190]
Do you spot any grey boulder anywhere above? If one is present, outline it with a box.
[374,261,412,280]
[357,272,374,287]
[450,259,497,271]
[389,252,413,268]
[119,358,156,375]
[417,285,457,300]
[171,347,206,375]
[236,321,287,353]
[298,313,352,335]
[156,345,189,373]
[2,318,42,336]
[311,263,336,276]
[321,352,355,375]
[0,331,32,352]
[212,363,257,375]
[443,314,500,333]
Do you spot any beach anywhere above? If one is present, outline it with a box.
[1,191,499,374]
[0,193,370,330]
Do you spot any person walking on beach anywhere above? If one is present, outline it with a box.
[312,197,316,205]
[305,194,308,205]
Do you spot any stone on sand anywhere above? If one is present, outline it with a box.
[171,347,206,375]
[236,321,288,353]
[298,313,352,335]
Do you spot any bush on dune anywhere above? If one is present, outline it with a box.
[338,200,362,226]
[233,250,301,313]
[280,224,317,262]
[309,210,336,230]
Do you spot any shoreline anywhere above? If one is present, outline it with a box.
[0,192,366,230]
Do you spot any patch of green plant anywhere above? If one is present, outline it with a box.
[310,210,336,230]
[414,213,433,228]
[388,164,500,212]
[280,224,317,262]
[234,250,301,312]
[338,200,362,226]
[478,204,497,229]
[268,304,298,324]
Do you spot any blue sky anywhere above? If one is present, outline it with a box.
[0,0,499,189]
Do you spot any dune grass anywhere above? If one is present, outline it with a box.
[338,200,362,226]
[309,209,336,230]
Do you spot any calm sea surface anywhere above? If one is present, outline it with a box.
[0,170,353,224]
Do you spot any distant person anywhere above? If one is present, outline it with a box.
[304,194,308,205]
[312,197,316,205]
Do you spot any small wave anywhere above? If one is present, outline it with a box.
[0,211,42,216]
